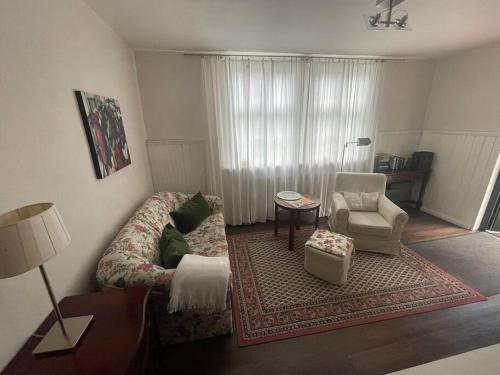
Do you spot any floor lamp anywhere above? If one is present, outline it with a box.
[0,203,93,354]
[340,137,372,171]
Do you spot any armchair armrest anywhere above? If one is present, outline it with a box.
[378,195,409,236]
[204,194,224,214]
[329,192,349,233]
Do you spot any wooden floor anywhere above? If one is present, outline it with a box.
[150,210,498,375]
[224,207,471,245]
[401,207,471,245]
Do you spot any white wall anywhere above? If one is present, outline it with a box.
[135,51,209,141]
[0,0,153,369]
[423,42,500,133]
[376,60,435,156]
[135,52,435,192]
[135,51,209,194]
[419,42,500,229]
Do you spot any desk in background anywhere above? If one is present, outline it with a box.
[375,152,434,210]
[384,170,430,210]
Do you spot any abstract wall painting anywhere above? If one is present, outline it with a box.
[75,91,131,179]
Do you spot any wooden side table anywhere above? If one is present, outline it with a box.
[274,194,321,250]
[3,287,152,375]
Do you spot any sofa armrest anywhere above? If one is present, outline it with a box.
[378,195,409,236]
[328,192,349,233]
[205,194,224,214]
[97,252,175,290]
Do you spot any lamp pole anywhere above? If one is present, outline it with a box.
[340,141,358,171]
[386,0,394,27]
[39,264,68,336]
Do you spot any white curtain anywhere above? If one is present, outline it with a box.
[202,56,383,225]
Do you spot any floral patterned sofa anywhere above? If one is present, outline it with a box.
[96,191,233,345]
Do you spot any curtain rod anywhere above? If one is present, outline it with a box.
[182,51,406,61]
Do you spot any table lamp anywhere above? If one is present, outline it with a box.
[0,203,93,354]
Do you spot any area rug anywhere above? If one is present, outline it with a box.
[228,229,486,347]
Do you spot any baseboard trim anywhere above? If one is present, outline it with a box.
[420,206,471,229]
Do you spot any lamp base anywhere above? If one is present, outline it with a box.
[32,315,93,354]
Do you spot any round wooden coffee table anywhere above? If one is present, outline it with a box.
[274,193,321,251]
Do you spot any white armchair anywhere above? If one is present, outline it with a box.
[328,172,409,255]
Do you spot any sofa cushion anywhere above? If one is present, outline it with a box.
[160,224,192,269]
[170,192,212,234]
[348,211,392,237]
[184,213,228,257]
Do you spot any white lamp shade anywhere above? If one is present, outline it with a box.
[0,203,70,278]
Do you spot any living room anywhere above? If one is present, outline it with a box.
[1,0,500,374]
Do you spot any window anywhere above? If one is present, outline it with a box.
[202,56,382,225]
[221,59,375,169]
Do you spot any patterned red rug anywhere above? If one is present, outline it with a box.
[228,229,486,347]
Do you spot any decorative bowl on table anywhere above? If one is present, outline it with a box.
[276,191,301,201]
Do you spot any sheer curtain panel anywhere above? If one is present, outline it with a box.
[202,56,382,225]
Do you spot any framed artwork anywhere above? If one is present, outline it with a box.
[75,91,131,179]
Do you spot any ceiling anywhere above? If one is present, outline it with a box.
[84,0,500,58]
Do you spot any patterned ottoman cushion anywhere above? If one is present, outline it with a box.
[305,230,353,257]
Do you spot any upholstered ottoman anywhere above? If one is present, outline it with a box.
[304,230,354,285]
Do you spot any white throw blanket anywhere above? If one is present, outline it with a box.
[168,254,231,313]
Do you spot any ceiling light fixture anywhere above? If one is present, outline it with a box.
[364,0,411,31]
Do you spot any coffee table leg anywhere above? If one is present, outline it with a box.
[289,210,295,250]
[296,211,300,230]
[315,207,320,229]
[274,204,278,236]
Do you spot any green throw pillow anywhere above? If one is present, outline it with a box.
[170,192,212,234]
[159,223,191,269]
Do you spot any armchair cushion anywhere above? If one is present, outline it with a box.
[335,172,386,195]
[348,212,392,238]
[343,192,379,211]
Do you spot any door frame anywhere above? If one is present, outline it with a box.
[479,171,500,231]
